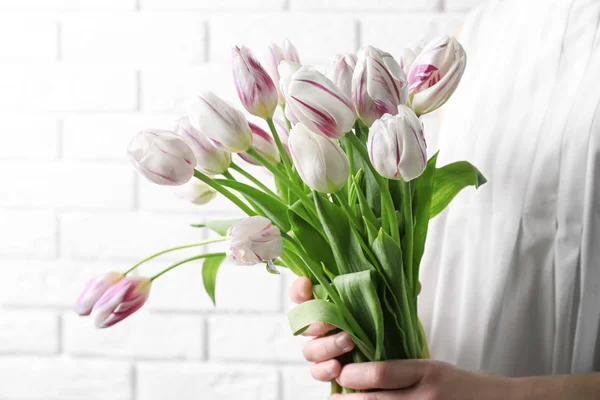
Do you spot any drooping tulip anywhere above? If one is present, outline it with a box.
[128,129,197,186]
[264,39,301,105]
[232,45,278,119]
[368,105,427,181]
[279,62,356,139]
[92,276,152,329]
[188,91,253,153]
[407,36,467,116]
[352,45,408,127]
[327,53,357,99]
[227,216,283,273]
[75,272,124,316]
[172,179,217,205]
[175,116,231,175]
[400,40,426,75]
[239,122,280,165]
[288,123,349,193]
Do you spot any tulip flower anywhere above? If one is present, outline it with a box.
[407,36,467,116]
[227,216,283,273]
[264,39,301,104]
[327,53,357,99]
[128,129,197,186]
[232,45,278,119]
[400,40,426,75]
[239,122,280,165]
[175,116,231,175]
[75,271,124,316]
[173,179,217,205]
[279,62,356,139]
[188,91,253,153]
[288,123,349,193]
[368,105,427,181]
[352,46,408,127]
[92,276,152,329]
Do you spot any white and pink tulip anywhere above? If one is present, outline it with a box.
[368,105,427,182]
[279,62,356,139]
[352,45,408,127]
[128,129,197,186]
[227,216,283,273]
[327,53,357,99]
[407,36,467,116]
[91,276,152,329]
[264,39,301,105]
[175,116,231,175]
[75,272,124,316]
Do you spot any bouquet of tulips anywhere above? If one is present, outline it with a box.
[75,36,485,395]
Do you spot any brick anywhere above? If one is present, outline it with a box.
[136,362,278,400]
[360,14,440,55]
[0,65,137,112]
[141,64,238,113]
[0,310,58,354]
[62,14,206,64]
[0,209,56,257]
[0,16,57,61]
[59,212,210,260]
[445,0,483,11]
[209,315,307,362]
[0,356,131,400]
[209,13,356,64]
[0,260,125,308]
[0,161,135,209]
[62,114,178,161]
[63,312,205,360]
[282,366,330,400]
[0,0,135,10]
[291,0,440,11]
[0,114,59,160]
[142,0,284,10]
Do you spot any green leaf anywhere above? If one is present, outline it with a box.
[430,161,487,219]
[413,153,438,269]
[313,194,375,275]
[202,219,239,236]
[363,217,379,244]
[333,270,385,360]
[352,172,378,229]
[202,254,227,305]
[288,299,372,356]
[214,179,291,232]
[288,206,339,276]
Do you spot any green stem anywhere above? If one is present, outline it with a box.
[331,381,343,395]
[345,131,400,244]
[230,163,276,196]
[222,170,263,215]
[280,104,292,131]
[401,180,414,290]
[150,252,225,281]
[247,148,318,222]
[266,117,293,175]
[194,170,255,216]
[123,237,227,275]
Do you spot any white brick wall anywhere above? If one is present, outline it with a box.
[0,0,482,398]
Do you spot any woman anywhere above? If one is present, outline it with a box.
[291,0,600,397]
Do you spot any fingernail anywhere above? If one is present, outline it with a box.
[335,333,354,351]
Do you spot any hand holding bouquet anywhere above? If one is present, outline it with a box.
[75,35,484,396]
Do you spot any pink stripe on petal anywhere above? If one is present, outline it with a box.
[291,96,339,138]
[296,79,354,111]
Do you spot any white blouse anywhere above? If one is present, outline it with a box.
[419,0,600,376]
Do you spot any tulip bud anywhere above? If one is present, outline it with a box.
[188,91,253,153]
[400,40,426,75]
[173,179,217,205]
[407,36,467,116]
[279,62,356,139]
[327,53,357,99]
[175,116,231,175]
[352,46,408,127]
[232,45,278,119]
[239,122,280,165]
[75,271,124,316]
[227,216,283,273]
[264,39,301,105]
[92,276,152,329]
[368,105,427,181]
[128,129,197,186]
[288,123,349,193]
